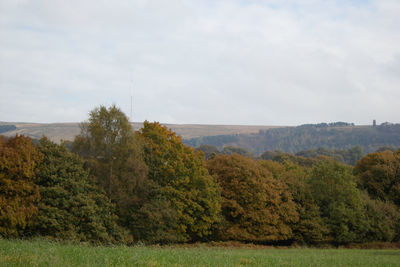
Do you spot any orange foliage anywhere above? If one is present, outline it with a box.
[0,135,43,237]
[207,154,298,242]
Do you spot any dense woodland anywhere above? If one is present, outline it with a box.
[184,122,400,155]
[1,105,400,246]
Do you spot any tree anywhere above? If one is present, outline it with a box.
[195,144,220,160]
[309,160,368,244]
[221,146,254,158]
[139,121,221,242]
[0,135,43,237]
[362,193,400,242]
[260,160,330,244]
[72,105,148,228]
[355,150,400,206]
[36,137,128,244]
[207,154,298,243]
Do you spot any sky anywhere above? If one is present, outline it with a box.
[0,0,399,126]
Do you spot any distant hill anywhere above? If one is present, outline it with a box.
[2,121,399,155]
[0,121,278,143]
[184,122,400,155]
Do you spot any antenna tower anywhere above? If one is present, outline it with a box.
[129,71,134,122]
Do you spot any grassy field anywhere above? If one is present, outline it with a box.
[1,239,400,267]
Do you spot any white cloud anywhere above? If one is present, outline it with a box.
[0,0,399,125]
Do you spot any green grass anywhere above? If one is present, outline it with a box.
[1,239,400,267]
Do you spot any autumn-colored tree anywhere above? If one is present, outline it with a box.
[72,105,148,228]
[260,160,330,244]
[139,121,221,242]
[207,154,298,243]
[355,150,400,205]
[36,137,129,244]
[0,135,43,237]
[309,160,368,244]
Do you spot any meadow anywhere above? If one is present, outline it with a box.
[1,239,400,267]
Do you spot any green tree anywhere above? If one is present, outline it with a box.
[72,105,148,228]
[309,160,368,244]
[0,135,43,237]
[260,160,330,244]
[36,137,129,244]
[140,121,221,242]
[195,144,220,160]
[362,193,400,242]
[207,154,298,243]
[221,146,254,158]
[355,150,400,205]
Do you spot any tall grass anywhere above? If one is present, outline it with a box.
[1,239,400,266]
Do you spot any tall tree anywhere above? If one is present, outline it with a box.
[0,135,43,237]
[139,121,221,242]
[36,137,128,244]
[72,105,148,227]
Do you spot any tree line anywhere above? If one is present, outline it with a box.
[184,122,400,155]
[1,105,400,245]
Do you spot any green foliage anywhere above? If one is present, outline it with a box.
[36,137,129,244]
[140,121,221,243]
[260,160,330,244]
[355,150,400,206]
[185,123,400,155]
[72,105,148,229]
[195,144,220,160]
[221,146,254,158]
[309,160,368,244]
[0,135,43,238]
[207,154,298,243]
[295,146,363,166]
[128,188,181,244]
[263,151,322,168]
[361,193,400,242]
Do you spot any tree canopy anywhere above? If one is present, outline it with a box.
[207,154,298,243]
[139,121,221,242]
[72,105,148,228]
[0,135,43,237]
[36,137,127,244]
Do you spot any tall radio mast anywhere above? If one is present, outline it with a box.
[129,71,134,123]
[130,95,133,122]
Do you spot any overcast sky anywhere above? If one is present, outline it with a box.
[1,0,399,125]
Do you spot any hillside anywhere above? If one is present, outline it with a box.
[2,121,399,155]
[184,122,400,155]
[0,121,279,142]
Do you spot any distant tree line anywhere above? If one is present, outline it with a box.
[196,144,364,166]
[1,106,400,246]
[0,125,16,134]
[184,122,400,155]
